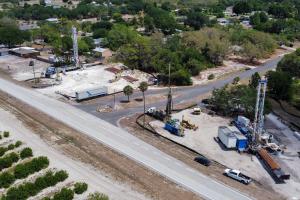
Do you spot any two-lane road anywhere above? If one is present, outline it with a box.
[0,77,252,200]
[77,55,283,124]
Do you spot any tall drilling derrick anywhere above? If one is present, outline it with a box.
[72,26,80,68]
[166,64,173,117]
[253,77,267,144]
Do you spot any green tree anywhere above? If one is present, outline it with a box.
[107,24,138,51]
[266,71,292,100]
[20,147,33,159]
[73,182,88,194]
[0,26,27,47]
[277,50,300,78]
[138,81,148,124]
[233,1,252,15]
[249,72,261,88]
[87,192,109,200]
[123,85,133,102]
[232,77,240,85]
[116,36,153,71]
[184,12,209,30]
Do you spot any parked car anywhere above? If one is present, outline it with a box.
[224,168,252,185]
[194,156,211,166]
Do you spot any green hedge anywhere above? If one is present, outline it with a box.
[73,182,88,194]
[0,152,19,170]
[0,157,49,188]
[0,141,22,157]
[20,148,33,159]
[3,170,68,200]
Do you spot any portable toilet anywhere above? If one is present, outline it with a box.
[235,133,248,151]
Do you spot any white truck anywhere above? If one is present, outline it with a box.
[224,169,252,185]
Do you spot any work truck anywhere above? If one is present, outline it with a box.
[224,168,252,185]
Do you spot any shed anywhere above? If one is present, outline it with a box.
[218,126,237,149]
[0,48,9,56]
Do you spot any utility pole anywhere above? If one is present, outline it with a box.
[113,89,116,109]
[30,60,36,85]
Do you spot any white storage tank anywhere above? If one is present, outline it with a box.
[218,126,237,149]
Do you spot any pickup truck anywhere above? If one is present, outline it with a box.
[224,169,252,185]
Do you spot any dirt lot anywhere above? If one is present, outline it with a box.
[148,108,300,200]
[0,90,201,200]
[0,55,49,81]
[120,114,284,200]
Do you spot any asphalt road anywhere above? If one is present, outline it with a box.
[0,77,253,200]
[77,56,283,124]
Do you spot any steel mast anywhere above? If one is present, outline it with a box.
[72,26,80,69]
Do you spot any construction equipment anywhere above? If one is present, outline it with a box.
[164,119,184,137]
[258,149,290,181]
[192,107,201,115]
[181,115,198,130]
[146,107,165,121]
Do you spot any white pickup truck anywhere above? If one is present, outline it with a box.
[224,169,252,185]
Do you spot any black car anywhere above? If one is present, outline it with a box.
[194,156,211,166]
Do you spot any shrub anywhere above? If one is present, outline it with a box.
[208,74,215,80]
[0,147,7,157]
[3,131,10,138]
[0,157,49,189]
[14,156,49,179]
[4,170,68,200]
[7,144,15,150]
[87,192,109,200]
[0,152,19,170]
[52,188,74,200]
[74,182,88,194]
[15,141,22,148]
[20,147,33,159]
[0,134,2,140]
[0,172,15,188]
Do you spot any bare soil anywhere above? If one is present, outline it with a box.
[0,89,201,200]
[119,114,285,200]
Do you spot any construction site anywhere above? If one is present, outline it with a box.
[0,25,299,200]
[137,78,300,200]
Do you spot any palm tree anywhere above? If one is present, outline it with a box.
[123,85,133,102]
[138,81,148,124]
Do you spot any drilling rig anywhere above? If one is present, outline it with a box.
[253,77,267,144]
[72,26,80,69]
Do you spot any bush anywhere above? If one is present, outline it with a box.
[7,144,15,150]
[14,156,49,180]
[0,152,19,170]
[208,74,215,80]
[87,192,109,200]
[74,182,88,194]
[0,134,2,140]
[52,188,74,200]
[15,141,22,148]
[3,131,10,138]
[0,157,49,189]
[0,172,15,188]
[20,147,33,159]
[4,170,68,200]
[0,147,7,157]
